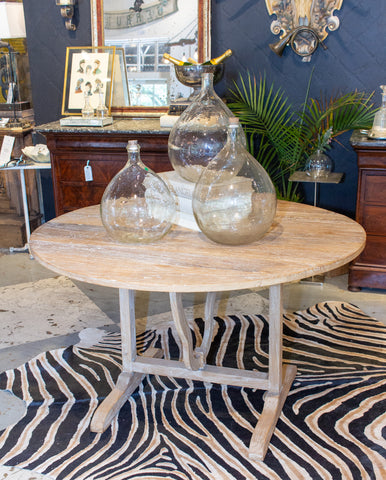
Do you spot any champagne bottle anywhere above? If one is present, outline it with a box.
[202,49,233,65]
[163,53,191,66]
[188,57,198,64]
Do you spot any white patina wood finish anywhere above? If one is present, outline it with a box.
[30,200,366,461]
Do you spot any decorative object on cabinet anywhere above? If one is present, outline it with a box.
[369,85,386,140]
[36,119,171,216]
[90,0,210,117]
[56,0,77,31]
[228,72,376,201]
[0,1,30,128]
[265,0,344,61]
[348,130,386,291]
[61,46,116,117]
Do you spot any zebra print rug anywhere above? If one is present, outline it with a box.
[0,302,385,480]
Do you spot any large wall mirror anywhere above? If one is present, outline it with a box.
[91,0,211,116]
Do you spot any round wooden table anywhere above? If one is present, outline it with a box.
[30,201,365,461]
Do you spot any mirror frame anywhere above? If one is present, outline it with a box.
[90,0,211,117]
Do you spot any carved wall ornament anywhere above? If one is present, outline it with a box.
[265,0,344,61]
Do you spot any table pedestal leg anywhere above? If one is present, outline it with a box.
[248,284,297,461]
[91,288,162,433]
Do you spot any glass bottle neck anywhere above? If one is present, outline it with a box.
[201,72,215,92]
[127,149,139,165]
[228,125,238,144]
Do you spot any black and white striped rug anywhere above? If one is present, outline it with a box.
[0,302,385,479]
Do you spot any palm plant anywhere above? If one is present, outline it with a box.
[228,72,376,201]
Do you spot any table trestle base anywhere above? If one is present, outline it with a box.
[249,364,297,461]
[90,347,163,433]
[91,285,297,461]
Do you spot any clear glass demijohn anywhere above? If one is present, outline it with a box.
[192,118,277,245]
[100,140,176,243]
[168,72,246,183]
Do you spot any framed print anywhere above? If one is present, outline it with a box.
[62,46,116,116]
[112,48,130,108]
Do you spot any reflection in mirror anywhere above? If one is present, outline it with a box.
[91,0,210,116]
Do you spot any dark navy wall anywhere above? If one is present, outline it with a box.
[22,1,385,218]
[23,0,92,125]
[212,0,386,216]
[23,0,92,220]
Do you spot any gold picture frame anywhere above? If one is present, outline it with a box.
[62,46,116,116]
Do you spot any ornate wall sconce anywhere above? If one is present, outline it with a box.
[56,0,77,31]
[265,1,343,61]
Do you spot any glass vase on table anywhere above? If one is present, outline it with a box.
[193,117,277,245]
[100,140,176,243]
[168,72,246,184]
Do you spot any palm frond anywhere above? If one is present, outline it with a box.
[226,71,377,201]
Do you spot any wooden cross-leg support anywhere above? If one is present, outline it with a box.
[248,284,297,461]
[91,288,162,433]
[170,291,216,370]
[91,285,295,462]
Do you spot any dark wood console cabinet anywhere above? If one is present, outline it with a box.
[37,119,171,216]
[348,130,386,290]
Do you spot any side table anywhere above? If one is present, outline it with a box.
[0,161,51,256]
[289,171,344,207]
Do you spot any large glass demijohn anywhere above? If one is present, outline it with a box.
[192,118,277,245]
[100,140,176,243]
[168,72,244,183]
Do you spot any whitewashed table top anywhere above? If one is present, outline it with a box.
[30,201,366,292]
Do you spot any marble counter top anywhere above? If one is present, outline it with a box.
[350,129,386,148]
[36,118,171,135]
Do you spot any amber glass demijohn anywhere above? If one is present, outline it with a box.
[192,118,277,245]
[100,140,176,243]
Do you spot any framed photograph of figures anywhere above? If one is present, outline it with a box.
[62,46,116,116]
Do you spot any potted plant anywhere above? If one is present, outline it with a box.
[227,72,376,201]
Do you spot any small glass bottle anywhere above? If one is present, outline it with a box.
[370,85,386,139]
[192,118,277,245]
[100,140,176,243]
[96,91,108,118]
[168,72,246,183]
[81,93,94,118]
[305,149,333,179]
